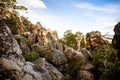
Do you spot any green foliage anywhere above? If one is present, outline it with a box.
[60,30,84,49]
[0,0,27,18]
[0,0,27,34]
[32,45,54,64]
[63,56,83,78]
[32,45,48,57]
[92,45,120,80]
[24,51,39,62]
[21,16,31,26]
[4,13,19,34]
[64,31,77,49]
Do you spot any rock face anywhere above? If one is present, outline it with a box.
[28,22,63,51]
[31,43,67,66]
[0,18,64,80]
[112,22,120,50]
[0,16,95,80]
[112,22,120,59]
[64,48,94,80]
[86,31,109,50]
[15,35,30,55]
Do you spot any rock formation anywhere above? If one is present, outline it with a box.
[64,48,94,80]
[112,22,120,50]
[0,18,64,80]
[112,22,120,58]
[0,16,95,80]
[27,22,63,51]
[31,43,67,66]
[86,31,109,51]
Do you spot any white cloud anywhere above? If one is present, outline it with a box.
[20,8,117,37]
[100,22,116,35]
[17,0,47,9]
[17,1,119,37]
[75,2,120,13]
[84,13,95,17]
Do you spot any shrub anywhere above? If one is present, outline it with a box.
[63,56,83,79]
[92,45,120,80]
[24,51,39,62]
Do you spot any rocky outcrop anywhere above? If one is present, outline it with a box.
[31,43,67,66]
[112,22,120,59]
[86,31,109,50]
[64,48,94,80]
[112,22,120,50]
[0,15,96,80]
[15,35,30,55]
[0,18,64,80]
[28,22,63,51]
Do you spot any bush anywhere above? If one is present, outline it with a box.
[63,56,83,79]
[92,45,120,80]
[24,51,39,62]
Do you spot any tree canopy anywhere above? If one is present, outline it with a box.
[60,30,85,50]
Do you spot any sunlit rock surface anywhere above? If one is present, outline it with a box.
[86,31,109,50]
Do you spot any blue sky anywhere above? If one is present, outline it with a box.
[17,0,120,37]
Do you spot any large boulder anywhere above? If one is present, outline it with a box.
[45,62,64,80]
[64,48,94,80]
[86,31,109,50]
[64,48,86,63]
[112,22,120,50]
[33,58,64,80]
[78,70,94,80]
[32,43,67,66]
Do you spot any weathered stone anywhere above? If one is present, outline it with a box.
[23,62,43,80]
[45,62,64,80]
[0,58,21,71]
[32,43,67,66]
[78,70,94,80]
[64,48,94,80]
[28,22,63,51]
[64,48,86,63]
[33,58,46,68]
[86,31,109,50]
[114,22,120,36]
[22,74,34,80]
[17,22,26,34]
[112,22,120,50]
[33,58,64,80]
[81,48,92,61]
[29,24,37,35]
[15,35,30,55]
[80,63,94,70]
[50,48,67,66]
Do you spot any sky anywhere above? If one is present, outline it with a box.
[17,0,120,37]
